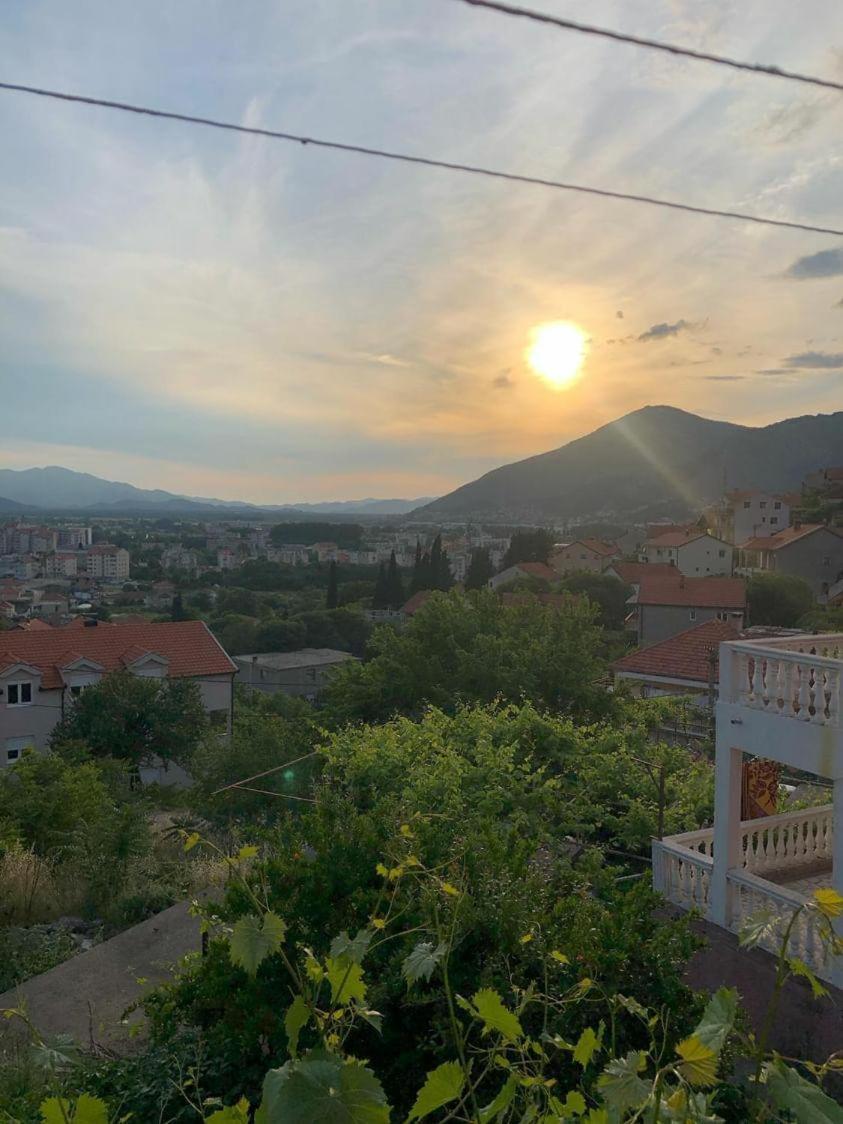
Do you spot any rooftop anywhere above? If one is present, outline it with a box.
[608,561,677,585]
[613,618,740,684]
[739,522,835,551]
[235,648,356,670]
[0,620,236,689]
[634,574,746,609]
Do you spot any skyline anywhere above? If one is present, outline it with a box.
[2,0,843,502]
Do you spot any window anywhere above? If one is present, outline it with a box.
[6,682,32,706]
[770,517,778,525]
[743,501,751,509]
[70,685,83,697]
[774,501,781,510]
[760,501,767,509]
[717,611,728,621]
[209,709,228,729]
[5,735,34,763]
[718,549,725,558]
[689,609,697,621]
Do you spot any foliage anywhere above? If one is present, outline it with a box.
[557,572,632,631]
[49,671,208,766]
[747,572,815,628]
[325,561,338,609]
[464,547,495,591]
[0,924,79,992]
[502,528,555,567]
[322,589,610,725]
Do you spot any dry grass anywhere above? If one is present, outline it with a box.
[0,845,81,925]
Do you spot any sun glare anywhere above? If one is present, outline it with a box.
[526,321,587,389]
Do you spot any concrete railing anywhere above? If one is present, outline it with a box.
[724,637,842,728]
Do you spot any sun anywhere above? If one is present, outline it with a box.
[526,321,587,389]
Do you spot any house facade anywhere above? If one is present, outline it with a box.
[640,530,733,577]
[549,539,620,576]
[234,648,356,702]
[488,562,557,590]
[629,574,747,646]
[712,490,793,545]
[0,620,236,766]
[737,523,843,599]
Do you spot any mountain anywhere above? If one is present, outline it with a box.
[414,406,843,523]
[0,466,433,518]
[0,495,29,514]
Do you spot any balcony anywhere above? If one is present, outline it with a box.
[653,634,842,986]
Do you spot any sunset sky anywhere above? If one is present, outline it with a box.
[1,0,842,502]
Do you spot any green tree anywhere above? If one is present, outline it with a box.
[49,671,208,766]
[0,753,114,855]
[326,561,339,610]
[217,587,260,616]
[386,551,404,609]
[558,572,632,630]
[170,591,188,621]
[464,547,495,591]
[747,572,815,627]
[373,562,389,610]
[428,534,453,591]
[323,589,608,725]
[502,528,555,567]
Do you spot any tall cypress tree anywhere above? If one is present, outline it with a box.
[464,547,494,591]
[386,550,404,609]
[430,534,443,589]
[326,560,339,609]
[410,539,425,593]
[373,562,389,609]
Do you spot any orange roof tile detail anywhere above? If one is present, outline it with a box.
[613,618,741,684]
[635,574,746,609]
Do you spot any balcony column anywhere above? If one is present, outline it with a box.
[711,644,743,926]
[832,777,843,989]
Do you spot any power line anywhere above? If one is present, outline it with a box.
[456,0,843,95]
[0,80,841,236]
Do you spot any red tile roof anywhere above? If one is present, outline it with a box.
[402,590,433,616]
[574,539,619,557]
[613,619,740,685]
[635,574,746,609]
[739,523,834,551]
[645,530,709,548]
[15,619,53,632]
[608,562,677,585]
[0,620,236,689]
[514,561,557,581]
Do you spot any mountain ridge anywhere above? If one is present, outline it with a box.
[414,405,843,522]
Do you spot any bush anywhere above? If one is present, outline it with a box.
[747,572,815,627]
[0,924,79,992]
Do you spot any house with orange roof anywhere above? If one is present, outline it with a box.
[640,528,733,577]
[549,538,621,576]
[488,561,557,591]
[0,619,236,766]
[629,573,746,646]
[737,522,843,599]
[613,618,739,701]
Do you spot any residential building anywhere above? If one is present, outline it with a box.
[629,573,746,646]
[604,561,677,587]
[549,539,620,576]
[804,466,843,492]
[217,547,239,571]
[640,529,733,577]
[653,630,843,987]
[710,490,793,545]
[488,562,557,591]
[737,523,843,600]
[234,648,356,702]
[613,618,739,701]
[161,545,200,575]
[85,544,130,581]
[57,526,93,549]
[0,620,237,765]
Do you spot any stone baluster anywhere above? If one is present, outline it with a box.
[749,657,760,708]
[796,660,810,719]
[781,659,795,717]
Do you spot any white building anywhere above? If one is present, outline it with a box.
[640,530,733,577]
[653,632,843,986]
[713,490,793,545]
[85,544,130,580]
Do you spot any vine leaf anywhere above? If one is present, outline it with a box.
[284,995,311,1057]
[692,987,737,1053]
[573,1026,602,1069]
[813,888,843,920]
[40,1096,109,1124]
[206,1099,251,1122]
[407,1061,465,1121]
[258,1051,390,1123]
[402,941,447,985]
[766,1061,843,1122]
[478,1075,517,1122]
[558,1090,587,1116]
[330,930,373,965]
[229,912,287,976]
[787,957,829,999]
[458,988,523,1043]
[596,1052,650,1111]
[325,956,367,1005]
[675,1035,718,1087]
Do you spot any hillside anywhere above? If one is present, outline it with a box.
[415,406,843,523]
[0,495,29,514]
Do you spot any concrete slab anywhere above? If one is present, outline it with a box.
[0,901,201,1055]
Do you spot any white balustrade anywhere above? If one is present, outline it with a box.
[726,637,842,727]
[727,869,828,978]
[740,805,833,874]
[652,840,713,913]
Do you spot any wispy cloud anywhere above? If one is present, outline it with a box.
[784,248,843,279]
[638,320,690,342]
[785,351,843,369]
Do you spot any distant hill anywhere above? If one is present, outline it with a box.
[415,406,843,523]
[0,466,433,519]
[0,495,29,514]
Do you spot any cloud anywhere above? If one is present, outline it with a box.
[784,248,843,280]
[711,346,723,355]
[492,371,514,389]
[836,297,843,309]
[784,351,843,369]
[638,319,689,342]
[616,310,624,319]
[703,375,744,381]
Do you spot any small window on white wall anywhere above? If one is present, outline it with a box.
[689,609,697,621]
[5,735,34,763]
[6,682,32,706]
